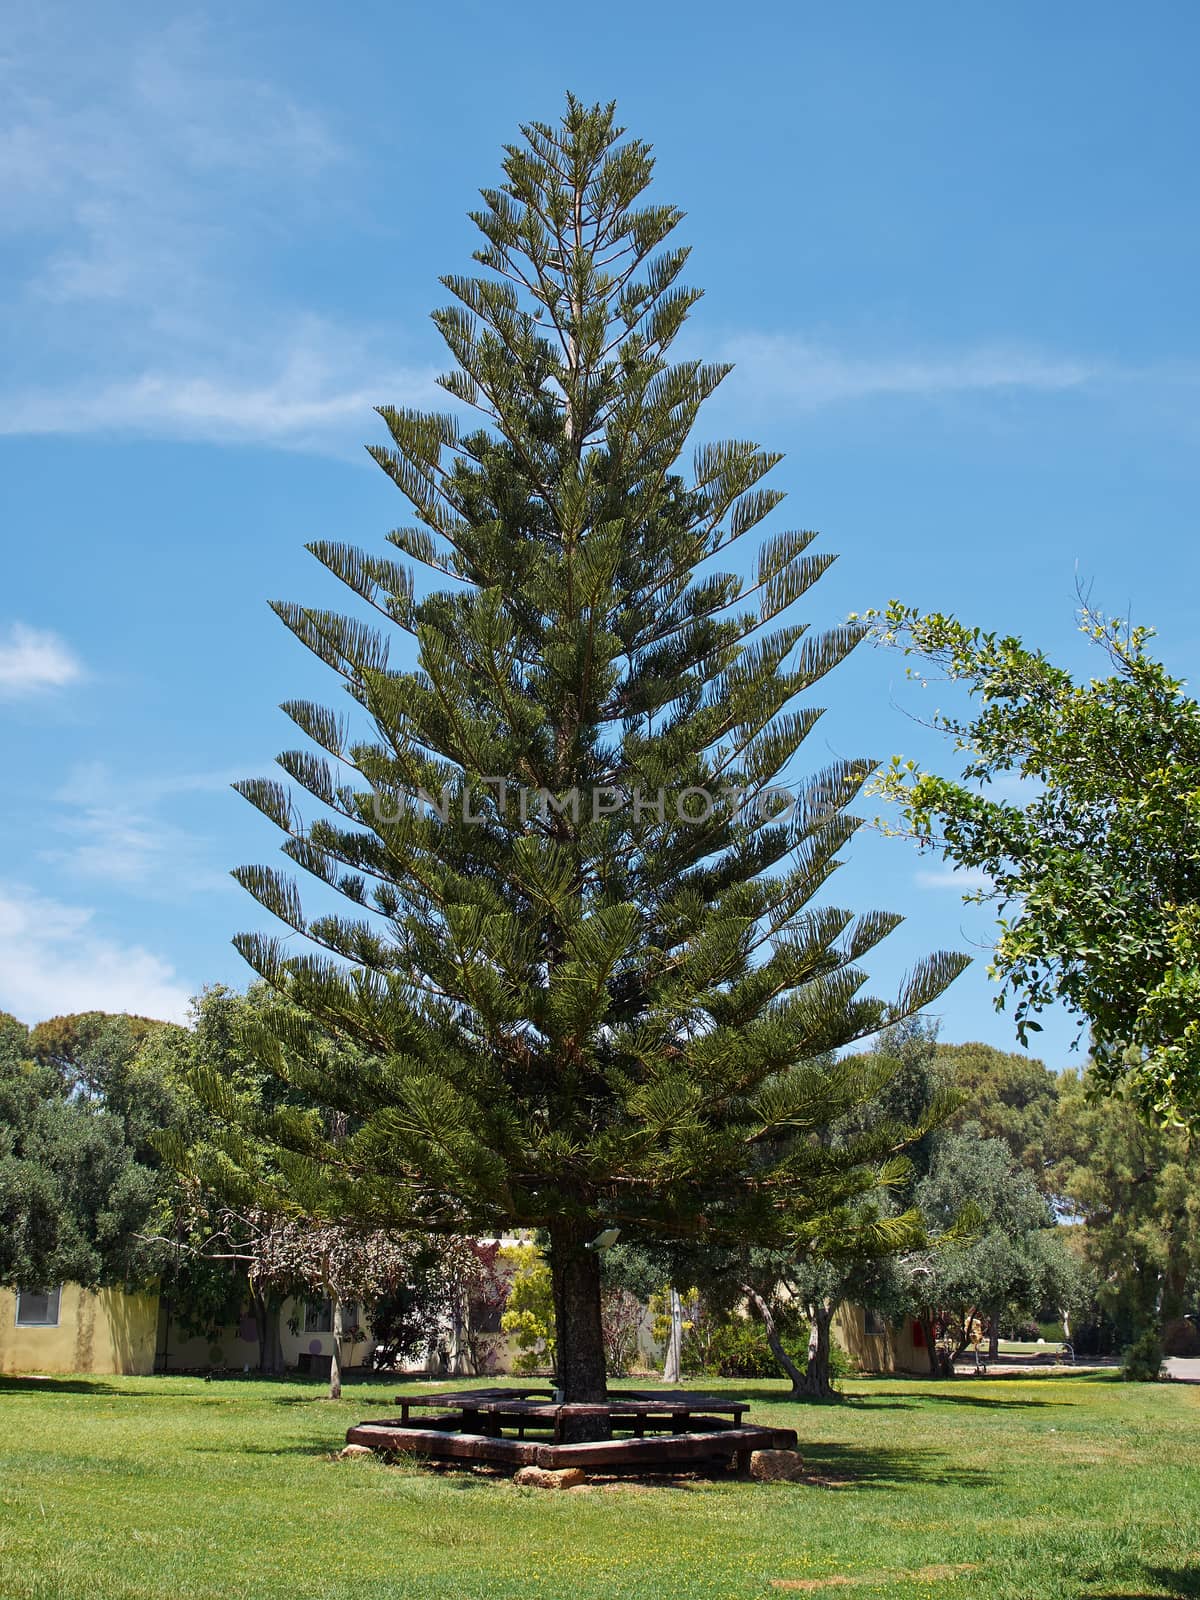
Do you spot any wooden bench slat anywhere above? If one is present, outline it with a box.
[346,1424,539,1465]
[533,1426,777,1469]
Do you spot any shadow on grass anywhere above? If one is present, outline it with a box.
[0,1375,125,1397]
[191,1439,343,1458]
[796,1441,994,1491]
[700,1383,1058,1412]
[909,1391,1062,1410]
[1089,1563,1200,1599]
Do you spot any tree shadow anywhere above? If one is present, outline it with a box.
[799,1441,994,1491]
[840,1395,918,1410]
[909,1392,1061,1409]
[0,1374,125,1397]
[191,1440,342,1458]
[1089,1563,1200,1599]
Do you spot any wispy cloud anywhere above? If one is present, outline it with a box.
[0,882,192,1024]
[44,762,240,894]
[0,623,85,698]
[0,328,442,453]
[1,16,1177,455]
[914,865,995,892]
[0,17,340,309]
[0,15,434,453]
[723,334,1097,409]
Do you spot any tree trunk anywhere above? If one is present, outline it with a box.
[252,1285,286,1375]
[549,1224,607,1440]
[267,1294,285,1375]
[329,1294,344,1401]
[988,1304,1000,1361]
[919,1313,942,1377]
[798,1302,837,1399]
[742,1284,806,1398]
[662,1287,683,1383]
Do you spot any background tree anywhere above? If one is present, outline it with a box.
[934,1042,1059,1178]
[0,1012,168,1292]
[1050,1067,1200,1358]
[140,986,300,1372]
[909,1132,1079,1372]
[226,96,965,1416]
[868,601,1200,1124]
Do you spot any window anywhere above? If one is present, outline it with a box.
[302,1298,360,1334]
[303,1298,333,1334]
[469,1298,503,1335]
[16,1287,62,1327]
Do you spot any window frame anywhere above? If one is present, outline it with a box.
[15,1286,63,1328]
[303,1297,333,1334]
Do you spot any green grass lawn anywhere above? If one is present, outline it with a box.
[0,1371,1197,1600]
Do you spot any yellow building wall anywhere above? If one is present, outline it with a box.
[834,1304,929,1376]
[158,1299,391,1375]
[0,1285,158,1376]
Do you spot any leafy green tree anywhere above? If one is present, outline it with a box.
[500,1243,555,1375]
[935,1042,1059,1178]
[910,1132,1079,1372]
[228,96,965,1411]
[615,1026,953,1399]
[868,601,1200,1123]
[0,1013,30,1072]
[0,1022,162,1291]
[145,985,352,1374]
[1051,1067,1200,1350]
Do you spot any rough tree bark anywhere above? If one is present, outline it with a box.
[549,1223,608,1440]
[742,1284,807,1398]
[798,1301,837,1399]
[329,1293,344,1400]
[662,1287,683,1382]
[252,1285,285,1375]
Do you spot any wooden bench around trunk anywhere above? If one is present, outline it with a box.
[532,1424,782,1469]
[345,1422,540,1465]
[345,1414,799,1474]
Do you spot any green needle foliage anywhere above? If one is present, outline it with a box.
[230,96,966,1401]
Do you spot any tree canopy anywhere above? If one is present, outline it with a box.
[868,601,1200,1123]
[0,1013,167,1290]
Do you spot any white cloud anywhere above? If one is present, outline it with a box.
[723,334,1096,409]
[0,17,341,308]
[914,865,995,892]
[0,623,84,697]
[0,884,192,1024]
[0,336,442,452]
[1,16,1165,456]
[0,16,424,454]
[44,762,239,894]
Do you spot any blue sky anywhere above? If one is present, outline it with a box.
[1,2,1196,1070]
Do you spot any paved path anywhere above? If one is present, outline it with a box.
[1165,1358,1200,1383]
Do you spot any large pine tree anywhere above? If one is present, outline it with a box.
[232,97,965,1408]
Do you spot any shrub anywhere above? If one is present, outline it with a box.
[499,1244,555,1374]
[709,1318,850,1382]
[1121,1328,1165,1382]
[600,1287,645,1377]
[713,1319,808,1378]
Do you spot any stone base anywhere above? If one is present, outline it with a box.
[514,1465,588,1489]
